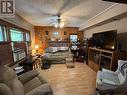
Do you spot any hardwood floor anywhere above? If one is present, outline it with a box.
[39,62,97,95]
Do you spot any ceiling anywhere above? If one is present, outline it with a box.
[15,0,115,27]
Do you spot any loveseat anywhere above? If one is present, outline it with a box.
[0,66,53,95]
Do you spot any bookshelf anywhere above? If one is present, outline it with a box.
[88,47,125,72]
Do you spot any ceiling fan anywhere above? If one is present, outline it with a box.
[51,14,68,28]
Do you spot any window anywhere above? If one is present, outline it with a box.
[70,34,78,42]
[0,26,7,42]
[10,29,24,41]
[0,27,3,41]
[54,31,58,36]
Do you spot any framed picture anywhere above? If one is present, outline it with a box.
[45,31,49,35]
[64,31,66,35]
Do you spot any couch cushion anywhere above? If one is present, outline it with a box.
[100,71,120,84]
[12,79,25,95]
[24,77,43,93]
[0,66,24,95]
[0,83,13,95]
[38,75,47,84]
[25,83,53,95]
[0,66,17,85]
[18,70,39,84]
[119,62,127,76]
[43,52,72,60]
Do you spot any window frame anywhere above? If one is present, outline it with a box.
[0,25,8,42]
[69,33,79,42]
[25,32,31,42]
[53,31,59,36]
[10,28,24,42]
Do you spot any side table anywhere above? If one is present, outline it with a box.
[32,56,42,70]
[66,57,74,68]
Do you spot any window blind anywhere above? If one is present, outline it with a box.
[10,29,23,41]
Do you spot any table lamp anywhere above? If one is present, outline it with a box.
[35,45,39,54]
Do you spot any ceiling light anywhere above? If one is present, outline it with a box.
[54,22,65,28]
[54,23,58,28]
[59,22,64,28]
[52,14,66,28]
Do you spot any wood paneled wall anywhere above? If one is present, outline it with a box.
[34,26,83,53]
[0,42,13,66]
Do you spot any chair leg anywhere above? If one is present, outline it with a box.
[95,88,100,95]
[97,89,113,95]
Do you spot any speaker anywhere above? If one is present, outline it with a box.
[117,43,122,51]
[45,31,49,35]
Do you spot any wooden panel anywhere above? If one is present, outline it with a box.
[13,42,27,51]
[0,42,13,65]
[34,26,84,53]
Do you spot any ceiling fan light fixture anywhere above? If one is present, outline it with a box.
[59,22,64,28]
[54,23,58,28]
[54,22,65,28]
[52,14,66,28]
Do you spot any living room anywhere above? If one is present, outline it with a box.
[0,0,127,95]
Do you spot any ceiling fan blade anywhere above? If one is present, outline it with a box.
[58,0,85,15]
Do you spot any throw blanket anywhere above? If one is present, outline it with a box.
[46,46,69,53]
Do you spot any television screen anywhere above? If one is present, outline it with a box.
[117,32,127,51]
[92,30,117,50]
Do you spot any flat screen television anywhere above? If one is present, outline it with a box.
[92,30,117,50]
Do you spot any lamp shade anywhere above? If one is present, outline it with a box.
[35,45,39,49]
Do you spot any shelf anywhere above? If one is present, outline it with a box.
[101,54,112,59]
[89,47,114,54]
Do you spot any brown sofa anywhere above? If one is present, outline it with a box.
[0,66,53,95]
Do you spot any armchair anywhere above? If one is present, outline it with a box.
[0,66,53,95]
[96,60,127,94]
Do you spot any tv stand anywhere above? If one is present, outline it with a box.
[88,47,125,72]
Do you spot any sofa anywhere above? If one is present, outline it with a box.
[43,50,73,64]
[0,66,53,95]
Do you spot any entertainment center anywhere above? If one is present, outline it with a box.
[87,30,126,72]
[88,47,125,72]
